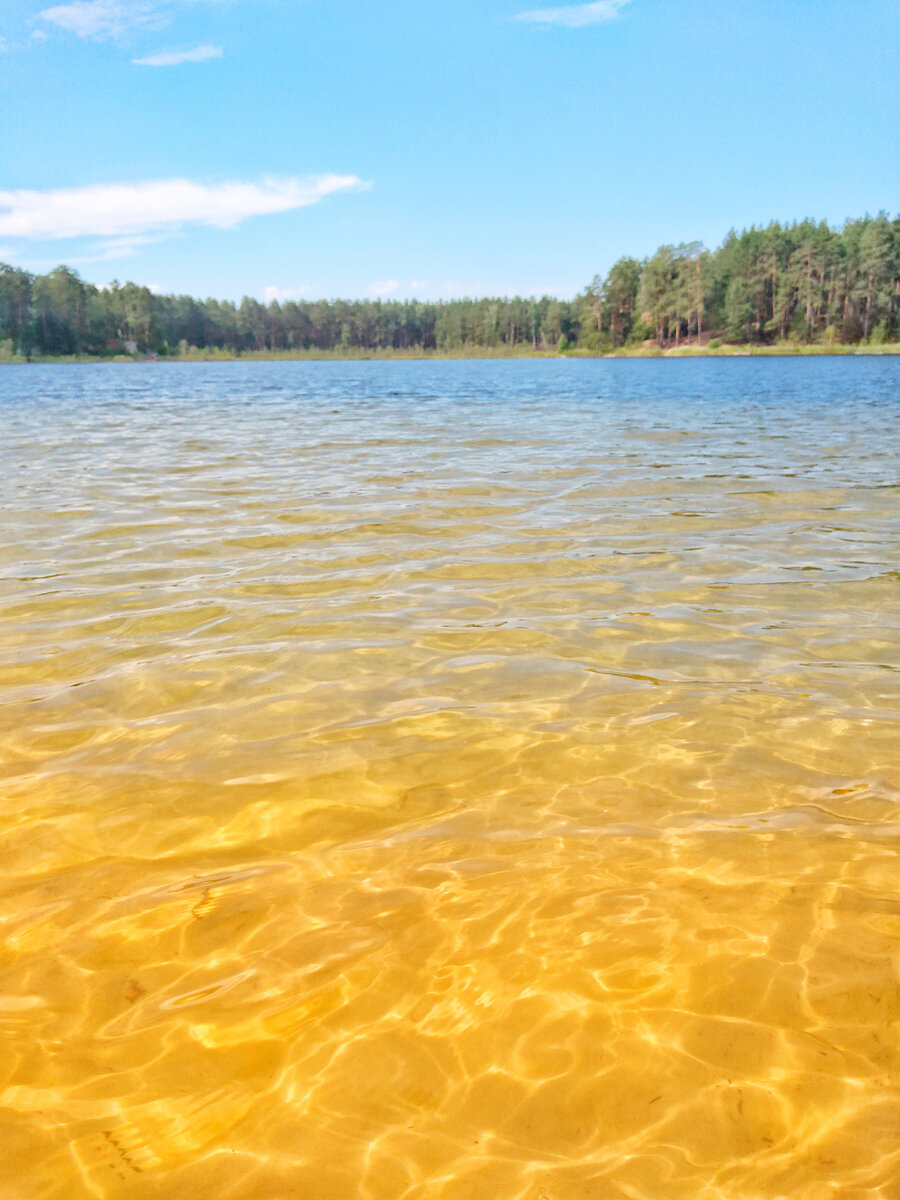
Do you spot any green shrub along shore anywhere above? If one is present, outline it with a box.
[2,213,897,362]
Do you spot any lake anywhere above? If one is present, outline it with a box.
[1,357,898,1199]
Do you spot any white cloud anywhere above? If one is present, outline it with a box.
[516,0,631,27]
[133,42,221,65]
[38,0,165,40]
[31,29,49,41]
[0,175,370,240]
[368,279,400,298]
[264,285,312,304]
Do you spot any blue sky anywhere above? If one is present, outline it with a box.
[1,0,897,302]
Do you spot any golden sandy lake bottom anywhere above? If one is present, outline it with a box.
[1,360,898,1198]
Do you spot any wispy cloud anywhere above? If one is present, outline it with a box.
[438,280,571,299]
[368,279,400,298]
[133,42,221,66]
[0,175,371,241]
[516,0,631,28]
[1,232,172,268]
[38,0,165,40]
[92,233,171,259]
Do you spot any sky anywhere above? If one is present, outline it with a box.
[0,0,897,303]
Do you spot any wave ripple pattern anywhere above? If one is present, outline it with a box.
[1,358,899,1200]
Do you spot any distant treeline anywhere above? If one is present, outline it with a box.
[1,213,897,358]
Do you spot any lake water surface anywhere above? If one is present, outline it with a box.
[1,358,899,1199]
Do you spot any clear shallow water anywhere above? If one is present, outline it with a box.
[1,358,899,1199]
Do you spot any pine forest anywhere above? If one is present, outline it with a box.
[1,214,898,359]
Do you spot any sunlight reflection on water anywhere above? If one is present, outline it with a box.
[1,358,899,1199]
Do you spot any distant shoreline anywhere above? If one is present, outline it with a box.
[4,342,900,365]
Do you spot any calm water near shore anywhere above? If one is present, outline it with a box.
[1,358,899,1199]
